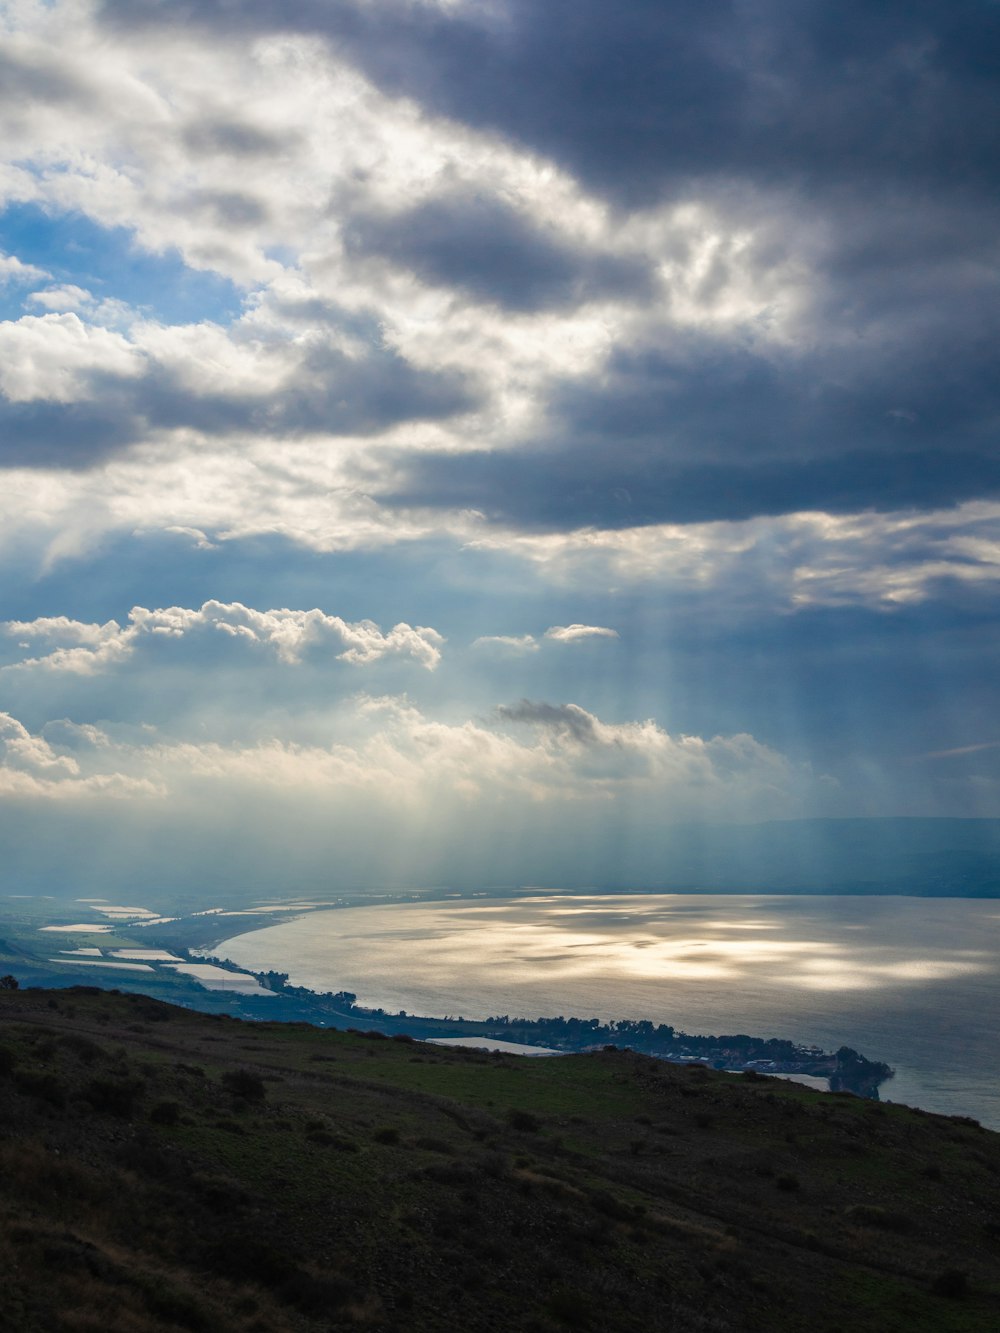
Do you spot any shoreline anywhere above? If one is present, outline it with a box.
[20,890,1000,1112]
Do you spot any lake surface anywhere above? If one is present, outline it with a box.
[219,894,1000,1128]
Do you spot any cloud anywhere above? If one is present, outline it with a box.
[471,634,539,654]
[2,601,445,673]
[381,318,1000,527]
[0,710,155,798]
[915,740,1000,762]
[343,190,653,312]
[0,694,803,821]
[0,252,50,285]
[496,700,601,746]
[95,2,1000,218]
[492,700,790,793]
[0,308,477,468]
[0,710,79,776]
[544,624,618,643]
[0,690,823,896]
[0,0,996,846]
[0,0,992,540]
[26,285,95,312]
[0,313,143,404]
[472,501,1000,612]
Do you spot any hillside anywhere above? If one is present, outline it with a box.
[1,987,998,1332]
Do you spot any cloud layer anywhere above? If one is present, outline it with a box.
[0,0,992,540]
[0,0,998,892]
[3,601,445,673]
[0,694,804,828]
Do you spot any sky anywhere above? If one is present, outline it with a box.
[1,0,999,898]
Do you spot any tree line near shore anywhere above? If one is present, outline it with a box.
[239,966,893,1096]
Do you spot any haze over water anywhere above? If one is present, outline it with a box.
[220,894,1000,1130]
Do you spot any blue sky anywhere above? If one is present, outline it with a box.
[0,0,999,896]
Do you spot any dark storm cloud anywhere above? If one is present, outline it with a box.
[95,0,1000,524]
[381,327,1000,527]
[372,180,1000,523]
[0,344,477,469]
[99,0,1000,206]
[386,446,1000,528]
[342,193,653,311]
[0,399,137,469]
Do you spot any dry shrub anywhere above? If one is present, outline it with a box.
[0,1140,110,1209]
[513,1169,585,1202]
[84,1076,145,1118]
[149,1100,181,1126]
[844,1204,913,1234]
[930,1268,968,1299]
[58,1034,107,1064]
[15,1068,66,1107]
[507,1108,540,1133]
[646,1212,734,1249]
[190,1173,251,1211]
[221,1069,266,1102]
[546,1287,592,1327]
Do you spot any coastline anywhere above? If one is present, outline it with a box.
[13,890,1000,1119]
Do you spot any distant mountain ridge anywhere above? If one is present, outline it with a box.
[647,818,1000,896]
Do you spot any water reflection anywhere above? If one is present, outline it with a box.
[324,895,993,995]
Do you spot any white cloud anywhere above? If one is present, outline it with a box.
[0,252,50,285]
[27,284,94,312]
[0,312,143,402]
[0,710,78,776]
[162,525,217,549]
[544,623,619,643]
[471,633,538,653]
[0,696,804,823]
[2,600,445,672]
[0,710,157,798]
[477,501,1000,611]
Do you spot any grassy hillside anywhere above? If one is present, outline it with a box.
[1,986,998,1332]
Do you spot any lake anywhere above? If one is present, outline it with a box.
[218,893,1000,1128]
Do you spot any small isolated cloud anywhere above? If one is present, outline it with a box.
[27,285,95,312]
[914,740,1000,762]
[544,624,618,643]
[2,601,445,673]
[471,634,539,653]
[496,700,600,745]
[163,525,217,550]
